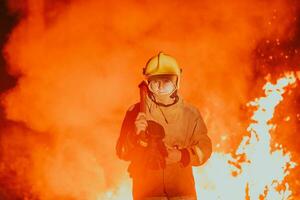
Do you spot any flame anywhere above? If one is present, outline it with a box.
[192,72,298,200]
[102,72,299,200]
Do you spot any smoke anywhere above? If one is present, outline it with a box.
[1,0,299,199]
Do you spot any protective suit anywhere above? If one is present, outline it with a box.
[116,52,212,200]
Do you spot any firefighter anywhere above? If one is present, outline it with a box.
[116,52,212,200]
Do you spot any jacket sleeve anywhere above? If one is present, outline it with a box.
[116,104,139,161]
[185,110,212,166]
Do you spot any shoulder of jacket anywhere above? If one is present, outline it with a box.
[183,101,202,118]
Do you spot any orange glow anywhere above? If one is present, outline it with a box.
[1,0,300,199]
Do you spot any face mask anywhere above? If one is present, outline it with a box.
[148,79,176,95]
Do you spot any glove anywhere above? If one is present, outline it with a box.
[144,120,168,170]
[165,146,182,164]
[165,145,191,167]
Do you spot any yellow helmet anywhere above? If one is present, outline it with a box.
[143,52,182,88]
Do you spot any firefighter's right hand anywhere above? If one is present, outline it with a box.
[134,112,148,135]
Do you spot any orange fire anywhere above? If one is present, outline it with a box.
[193,72,298,200]
[1,0,300,199]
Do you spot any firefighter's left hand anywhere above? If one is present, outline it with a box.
[165,147,182,164]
